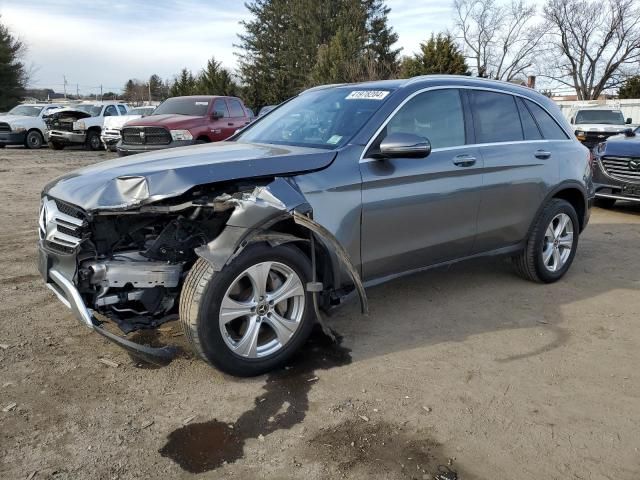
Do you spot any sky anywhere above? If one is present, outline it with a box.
[0,0,543,95]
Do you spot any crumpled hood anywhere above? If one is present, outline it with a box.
[599,132,640,157]
[574,123,628,133]
[123,114,201,129]
[43,141,336,211]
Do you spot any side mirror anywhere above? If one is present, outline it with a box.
[376,133,431,159]
[570,117,575,124]
[626,117,632,124]
[212,111,225,120]
[623,128,636,137]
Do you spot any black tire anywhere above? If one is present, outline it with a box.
[48,141,64,150]
[86,130,102,151]
[512,199,579,283]
[0,144,5,148]
[24,130,44,149]
[180,244,315,377]
[594,197,616,209]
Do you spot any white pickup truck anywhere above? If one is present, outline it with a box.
[0,104,65,149]
[569,106,633,149]
[46,102,129,150]
[101,105,156,151]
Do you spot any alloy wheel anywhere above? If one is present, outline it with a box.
[218,261,305,358]
[542,213,574,272]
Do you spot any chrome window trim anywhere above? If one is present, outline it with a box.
[359,85,573,163]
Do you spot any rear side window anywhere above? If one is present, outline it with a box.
[227,99,246,117]
[470,91,523,143]
[516,98,542,140]
[212,99,229,117]
[386,89,465,149]
[524,100,569,140]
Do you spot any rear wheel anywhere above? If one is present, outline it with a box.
[512,199,579,283]
[25,130,44,149]
[594,197,616,209]
[86,130,102,151]
[48,141,64,150]
[180,244,314,377]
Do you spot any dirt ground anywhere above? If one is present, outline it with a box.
[0,147,639,480]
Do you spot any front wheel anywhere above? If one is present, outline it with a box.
[25,130,44,149]
[180,244,314,376]
[512,199,579,283]
[85,130,102,151]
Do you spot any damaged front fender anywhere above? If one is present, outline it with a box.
[194,177,368,314]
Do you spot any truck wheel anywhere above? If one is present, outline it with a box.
[180,244,315,377]
[512,199,579,283]
[25,130,44,149]
[594,197,616,209]
[0,144,5,148]
[48,141,64,150]
[86,130,102,151]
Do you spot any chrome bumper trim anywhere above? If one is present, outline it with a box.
[49,268,95,328]
[595,192,640,202]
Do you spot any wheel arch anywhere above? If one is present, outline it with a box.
[531,182,588,235]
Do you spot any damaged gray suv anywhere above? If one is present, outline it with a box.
[38,76,594,376]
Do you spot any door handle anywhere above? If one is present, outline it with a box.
[228,122,235,126]
[534,150,551,159]
[453,154,477,167]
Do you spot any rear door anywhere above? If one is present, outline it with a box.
[360,88,483,281]
[226,98,251,135]
[470,90,560,253]
[210,98,231,141]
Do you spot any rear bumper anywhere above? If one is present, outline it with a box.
[48,130,86,145]
[38,241,178,365]
[116,139,193,155]
[0,131,26,145]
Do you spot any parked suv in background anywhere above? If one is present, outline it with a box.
[569,106,632,149]
[37,76,593,376]
[117,95,251,155]
[101,105,156,151]
[46,102,129,150]
[0,103,64,149]
[592,126,640,208]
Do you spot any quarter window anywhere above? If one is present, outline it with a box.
[524,99,569,140]
[470,91,523,143]
[227,99,246,117]
[516,98,542,140]
[386,89,465,149]
[212,99,229,118]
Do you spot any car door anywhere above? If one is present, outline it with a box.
[226,98,251,135]
[470,90,560,254]
[360,88,483,281]
[209,98,231,141]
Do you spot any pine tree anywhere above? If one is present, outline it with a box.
[399,34,469,78]
[0,15,27,110]
[619,76,640,99]
[196,57,238,96]
[148,74,164,101]
[123,79,137,102]
[169,68,197,97]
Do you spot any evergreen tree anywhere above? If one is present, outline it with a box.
[148,74,164,101]
[0,15,27,110]
[123,79,137,102]
[169,68,197,97]
[399,34,469,78]
[196,57,238,96]
[619,76,640,99]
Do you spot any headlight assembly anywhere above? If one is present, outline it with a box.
[73,120,86,131]
[170,130,193,141]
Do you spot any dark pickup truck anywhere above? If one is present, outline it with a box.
[117,95,252,156]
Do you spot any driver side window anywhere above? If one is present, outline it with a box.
[104,105,118,117]
[386,89,465,149]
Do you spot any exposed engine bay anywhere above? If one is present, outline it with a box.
[44,109,91,132]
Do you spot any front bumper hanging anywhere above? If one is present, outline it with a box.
[45,267,178,365]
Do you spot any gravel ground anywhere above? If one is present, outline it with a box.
[0,147,639,480]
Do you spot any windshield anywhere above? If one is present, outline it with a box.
[575,109,625,125]
[236,88,393,149]
[153,98,210,116]
[73,104,103,117]
[128,107,154,116]
[8,105,43,117]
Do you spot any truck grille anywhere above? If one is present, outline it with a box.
[600,156,640,183]
[39,198,87,254]
[122,127,171,146]
[0,123,10,133]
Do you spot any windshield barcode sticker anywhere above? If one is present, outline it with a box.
[345,90,389,100]
[195,102,208,105]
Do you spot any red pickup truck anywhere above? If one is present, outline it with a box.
[117,95,252,156]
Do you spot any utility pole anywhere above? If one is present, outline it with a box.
[63,76,67,99]
[76,84,79,99]
[148,82,151,103]
[100,84,103,101]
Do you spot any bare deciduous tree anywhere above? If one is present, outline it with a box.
[542,0,640,100]
[453,0,546,81]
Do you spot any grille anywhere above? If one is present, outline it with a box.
[0,123,10,133]
[39,198,87,254]
[122,126,171,146]
[600,156,640,183]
